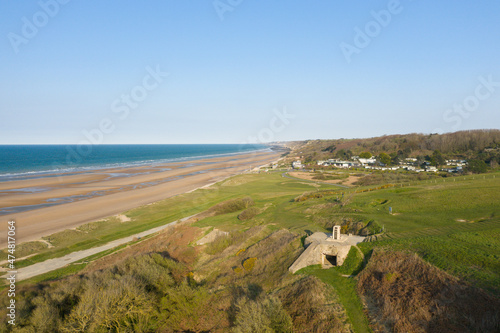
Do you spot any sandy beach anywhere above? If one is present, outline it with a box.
[0,151,280,248]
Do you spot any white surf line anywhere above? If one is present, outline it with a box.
[14,215,194,281]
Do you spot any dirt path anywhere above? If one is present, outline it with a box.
[12,215,194,281]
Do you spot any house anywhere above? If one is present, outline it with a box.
[358,157,377,165]
[292,160,303,169]
[446,159,468,167]
[442,166,463,173]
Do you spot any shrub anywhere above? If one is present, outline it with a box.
[232,296,293,333]
[312,173,348,181]
[357,249,500,333]
[205,234,231,255]
[205,231,246,255]
[238,207,260,221]
[210,197,255,215]
[466,159,488,174]
[360,220,383,236]
[242,257,257,271]
[359,151,372,158]
[294,190,339,202]
[236,248,246,256]
[159,282,219,332]
[63,273,154,332]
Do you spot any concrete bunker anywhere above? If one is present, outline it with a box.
[288,226,366,273]
[323,254,337,266]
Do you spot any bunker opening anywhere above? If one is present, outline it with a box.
[324,254,337,266]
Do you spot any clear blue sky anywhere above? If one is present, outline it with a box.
[1,1,499,144]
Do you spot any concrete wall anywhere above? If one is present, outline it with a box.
[320,243,351,266]
[289,242,352,273]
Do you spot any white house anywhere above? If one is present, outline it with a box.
[358,157,377,165]
[292,161,303,169]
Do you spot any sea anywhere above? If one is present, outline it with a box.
[0,144,268,182]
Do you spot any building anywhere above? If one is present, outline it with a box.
[292,160,303,169]
[358,157,377,165]
[288,227,365,273]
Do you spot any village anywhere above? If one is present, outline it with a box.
[291,156,467,173]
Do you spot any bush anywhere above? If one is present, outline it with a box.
[159,282,219,332]
[232,296,293,333]
[294,190,339,202]
[312,173,348,181]
[242,257,257,271]
[205,231,246,255]
[210,197,255,215]
[238,207,260,221]
[357,249,500,333]
[360,220,383,236]
[466,159,488,174]
[359,151,372,158]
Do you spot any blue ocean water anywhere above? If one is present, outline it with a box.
[0,144,268,180]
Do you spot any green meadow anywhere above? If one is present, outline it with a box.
[2,170,499,331]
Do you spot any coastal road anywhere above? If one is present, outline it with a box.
[13,215,194,281]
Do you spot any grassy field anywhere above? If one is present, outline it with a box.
[2,169,498,331]
[298,265,372,333]
[358,225,500,296]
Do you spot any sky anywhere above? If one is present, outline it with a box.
[0,0,499,144]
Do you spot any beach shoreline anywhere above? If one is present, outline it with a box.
[0,150,281,248]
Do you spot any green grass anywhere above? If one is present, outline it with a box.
[297,265,372,333]
[3,173,335,267]
[0,183,256,266]
[359,225,500,296]
[308,174,500,234]
[2,169,499,330]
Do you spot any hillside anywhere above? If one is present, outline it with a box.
[1,169,499,332]
[284,129,500,169]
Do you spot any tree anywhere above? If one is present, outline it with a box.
[466,160,487,174]
[431,150,445,166]
[390,152,400,165]
[322,145,336,153]
[359,151,372,158]
[336,149,352,160]
[378,153,391,166]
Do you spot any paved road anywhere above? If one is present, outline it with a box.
[14,216,193,281]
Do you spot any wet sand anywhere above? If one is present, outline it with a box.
[0,151,280,248]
